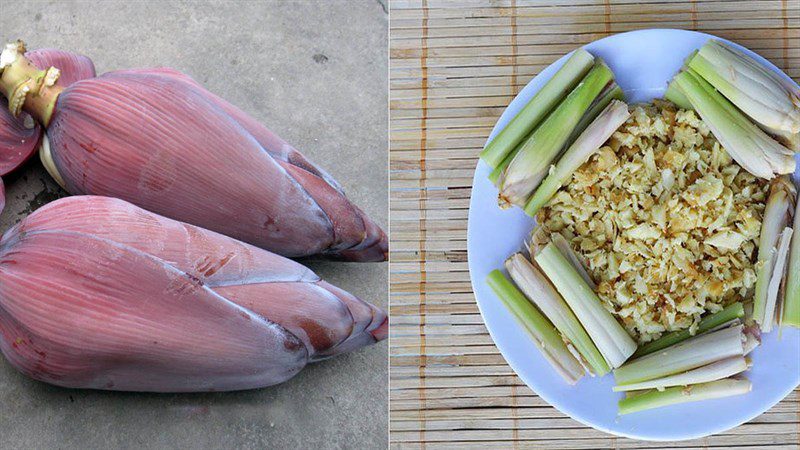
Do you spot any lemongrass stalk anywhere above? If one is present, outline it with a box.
[688,39,800,134]
[614,325,745,385]
[762,227,793,332]
[617,378,751,415]
[784,195,800,328]
[485,270,585,384]
[534,242,637,368]
[480,49,595,168]
[524,100,630,216]
[633,303,744,358]
[505,253,609,376]
[672,69,795,179]
[612,356,748,392]
[566,82,624,147]
[549,232,597,290]
[753,177,796,327]
[500,62,615,207]
[665,78,693,110]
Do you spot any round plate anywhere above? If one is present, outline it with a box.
[467,29,800,441]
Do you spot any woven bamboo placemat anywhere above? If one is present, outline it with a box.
[389,0,800,448]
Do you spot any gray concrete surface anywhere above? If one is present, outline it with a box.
[0,1,388,448]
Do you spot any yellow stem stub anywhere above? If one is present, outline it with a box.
[0,40,62,125]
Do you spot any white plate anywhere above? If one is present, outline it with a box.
[467,29,800,441]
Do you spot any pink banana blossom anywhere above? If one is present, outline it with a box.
[0,41,386,261]
[0,196,387,392]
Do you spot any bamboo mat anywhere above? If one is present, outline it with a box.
[388,0,800,448]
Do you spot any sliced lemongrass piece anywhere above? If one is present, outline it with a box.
[505,253,609,376]
[614,325,745,386]
[687,39,800,134]
[534,241,637,368]
[524,100,630,216]
[753,177,796,327]
[566,82,624,147]
[500,62,615,207]
[617,378,751,415]
[632,302,745,358]
[784,195,800,328]
[612,356,748,392]
[485,270,585,384]
[672,69,795,179]
[480,49,595,168]
[549,233,597,290]
[762,227,794,332]
[665,78,692,109]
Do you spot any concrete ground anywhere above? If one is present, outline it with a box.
[0,1,387,448]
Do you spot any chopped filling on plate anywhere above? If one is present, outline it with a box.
[537,101,769,343]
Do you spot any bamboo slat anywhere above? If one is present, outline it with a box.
[388,0,800,448]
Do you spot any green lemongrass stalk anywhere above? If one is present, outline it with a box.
[688,39,800,135]
[763,228,793,332]
[612,356,748,392]
[525,100,630,216]
[632,302,745,358]
[672,69,795,179]
[505,253,609,376]
[617,378,751,415]
[500,62,615,207]
[534,242,637,368]
[549,231,596,290]
[614,325,745,386]
[566,82,624,147]
[753,177,796,327]
[784,196,800,328]
[485,270,585,384]
[665,78,693,109]
[480,49,595,168]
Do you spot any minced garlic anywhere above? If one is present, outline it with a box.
[537,101,769,343]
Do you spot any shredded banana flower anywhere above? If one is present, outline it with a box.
[538,101,769,343]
